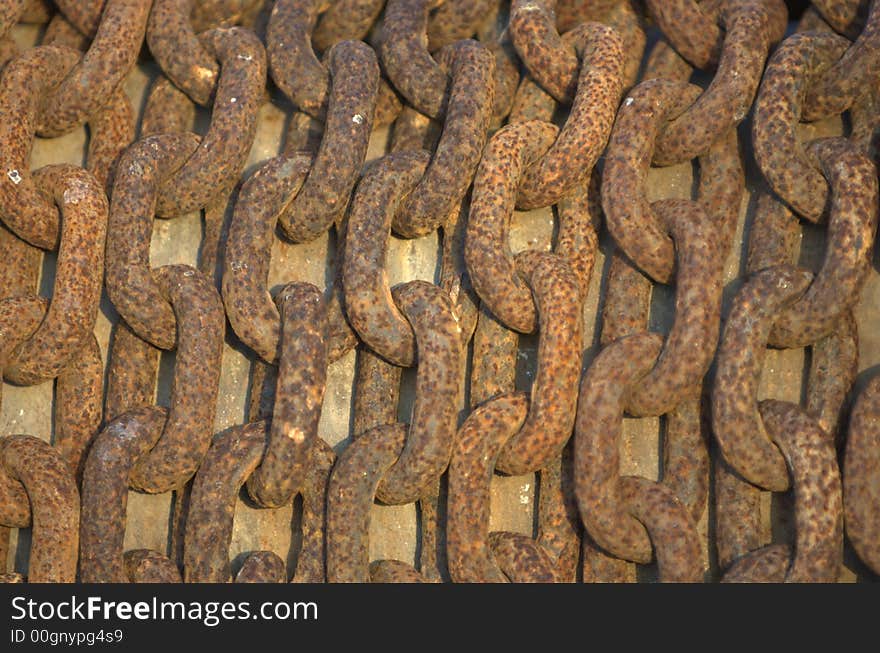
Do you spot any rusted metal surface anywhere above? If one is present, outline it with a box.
[2,0,879,585]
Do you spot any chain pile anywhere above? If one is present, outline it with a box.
[0,0,878,583]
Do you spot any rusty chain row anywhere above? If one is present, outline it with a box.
[0,0,878,584]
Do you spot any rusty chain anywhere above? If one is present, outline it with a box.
[0,0,878,584]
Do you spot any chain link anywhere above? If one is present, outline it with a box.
[0,0,878,584]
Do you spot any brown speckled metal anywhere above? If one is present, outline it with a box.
[380,0,450,119]
[155,27,266,217]
[767,138,878,348]
[0,435,79,583]
[752,32,850,222]
[246,283,327,508]
[394,40,495,239]
[35,0,150,137]
[844,375,880,576]
[758,400,843,582]
[712,266,813,492]
[343,151,430,366]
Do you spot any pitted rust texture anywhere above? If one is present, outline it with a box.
[191,0,265,31]
[696,126,745,259]
[574,333,663,564]
[600,251,651,345]
[126,265,224,494]
[624,200,723,417]
[185,426,336,582]
[54,0,103,37]
[155,27,266,217]
[711,266,813,492]
[235,552,285,583]
[0,296,46,395]
[141,76,197,137]
[619,477,703,582]
[643,38,693,83]
[752,32,850,223]
[604,0,646,89]
[55,334,103,479]
[106,133,201,350]
[508,0,581,104]
[644,0,727,69]
[465,120,557,334]
[651,1,772,166]
[469,305,518,408]
[147,0,220,106]
[0,2,28,40]
[447,393,529,583]
[246,283,327,509]
[280,40,379,244]
[516,24,623,210]
[380,0,452,119]
[394,40,495,239]
[807,310,858,442]
[35,0,150,137]
[0,435,79,583]
[87,88,136,193]
[20,0,52,24]
[601,217,712,536]
[369,559,432,583]
[42,12,89,50]
[79,407,167,583]
[390,106,442,152]
[509,73,556,124]
[489,532,557,583]
[228,150,356,365]
[601,79,702,284]
[0,421,33,527]
[124,550,183,583]
[185,420,268,583]
[582,535,636,582]
[4,165,107,387]
[767,138,879,349]
[0,36,20,71]
[313,0,386,51]
[440,205,480,347]
[373,281,462,504]
[844,375,880,576]
[714,459,763,571]
[664,398,709,524]
[759,400,843,582]
[223,154,311,363]
[537,450,581,583]
[0,224,40,299]
[722,544,791,583]
[353,347,403,437]
[495,252,582,476]
[327,423,407,583]
[797,5,837,32]
[804,0,880,120]
[812,0,868,37]
[427,0,493,51]
[105,322,160,423]
[291,439,336,583]
[343,151,431,367]
[417,485,444,581]
[477,1,520,123]
[268,0,401,126]
[851,85,880,161]
[745,192,800,273]
[267,0,337,120]
[0,45,79,248]
[555,0,619,30]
